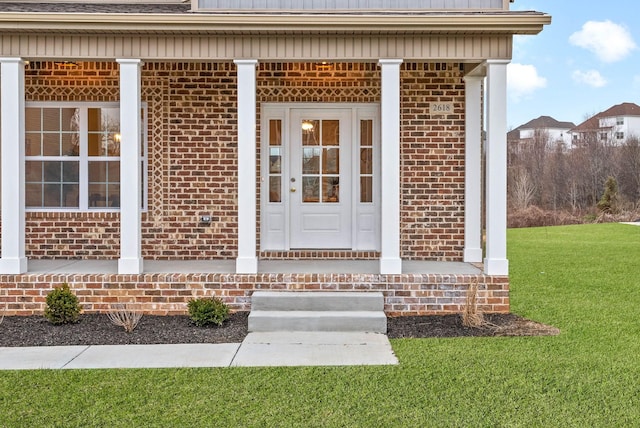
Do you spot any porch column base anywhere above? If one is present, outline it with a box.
[0,257,28,274]
[464,248,483,263]
[379,258,402,275]
[484,258,509,276]
[236,257,258,274]
[118,258,144,275]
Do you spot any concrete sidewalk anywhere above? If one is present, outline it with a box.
[0,332,398,370]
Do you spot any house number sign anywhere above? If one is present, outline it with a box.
[430,102,454,114]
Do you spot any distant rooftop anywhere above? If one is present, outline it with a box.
[515,115,575,131]
[571,102,640,132]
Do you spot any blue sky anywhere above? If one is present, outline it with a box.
[507,0,640,129]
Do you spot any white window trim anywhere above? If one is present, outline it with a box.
[24,101,148,213]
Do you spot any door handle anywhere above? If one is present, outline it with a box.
[290,187,297,193]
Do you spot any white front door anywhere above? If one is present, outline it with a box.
[261,103,380,251]
[289,109,352,248]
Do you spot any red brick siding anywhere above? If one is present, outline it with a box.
[401,63,466,261]
[0,273,509,316]
[18,61,466,261]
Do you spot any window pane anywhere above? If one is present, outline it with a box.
[302,120,319,146]
[322,177,339,203]
[26,183,43,207]
[62,184,79,208]
[360,177,373,203]
[107,184,120,207]
[26,161,43,182]
[323,148,339,174]
[42,133,60,156]
[302,147,320,174]
[322,120,339,146]
[360,120,373,147]
[43,183,62,207]
[269,147,282,174]
[61,133,80,156]
[25,108,41,132]
[360,148,373,174]
[302,176,320,203]
[269,176,281,203]
[88,133,102,156]
[269,120,282,146]
[62,161,79,183]
[88,108,119,132]
[25,134,42,156]
[61,108,80,132]
[88,161,120,208]
[42,108,60,132]
[43,161,62,182]
[89,184,107,207]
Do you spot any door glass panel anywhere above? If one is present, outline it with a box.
[269,176,282,203]
[323,148,339,174]
[268,119,283,204]
[302,147,321,174]
[269,147,282,174]
[301,119,340,204]
[323,177,340,203]
[359,119,374,204]
[360,177,372,203]
[322,120,339,146]
[302,120,319,146]
[302,176,320,202]
[269,120,282,146]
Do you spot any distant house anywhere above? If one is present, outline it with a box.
[508,116,575,152]
[570,102,640,146]
[0,0,550,316]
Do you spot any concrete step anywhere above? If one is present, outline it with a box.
[251,291,384,312]
[248,310,387,333]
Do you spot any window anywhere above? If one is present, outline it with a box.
[616,132,625,140]
[616,117,624,125]
[25,103,147,211]
[600,132,608,141]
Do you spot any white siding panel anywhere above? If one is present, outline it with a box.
[198,0,504,9]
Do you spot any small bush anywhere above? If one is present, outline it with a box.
[188,297,229,327]
[106,303,143,333]
[44,283,81,325]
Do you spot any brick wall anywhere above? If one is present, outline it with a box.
[401,63,466,261]
[0,272,509,316]
[17,61,466,261]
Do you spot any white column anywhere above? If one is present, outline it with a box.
[378,59,403,274]
[463,75,484,263]
[234,59,258,274]
[0,58,28,274]
[116,59,144,274]
[484,60,510,275]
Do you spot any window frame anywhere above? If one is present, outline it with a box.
[24,101,148,213]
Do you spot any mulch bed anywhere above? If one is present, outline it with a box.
[0,312,559,347]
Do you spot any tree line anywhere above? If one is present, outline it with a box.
[507,130,640,216]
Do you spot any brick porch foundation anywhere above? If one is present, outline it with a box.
[0,273,509,316]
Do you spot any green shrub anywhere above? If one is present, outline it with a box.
[44,283,81,325]
[188,297,230,327]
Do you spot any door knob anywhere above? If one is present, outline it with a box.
[290,187,297,192]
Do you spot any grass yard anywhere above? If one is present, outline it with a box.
[1,223,639,427]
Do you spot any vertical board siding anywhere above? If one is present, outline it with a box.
[198,0,504,10]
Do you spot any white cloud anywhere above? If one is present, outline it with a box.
[507,63,547,101]
[572,70,608,88]
[569,20,637,63]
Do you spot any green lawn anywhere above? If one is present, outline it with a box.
[1,224,639,427]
